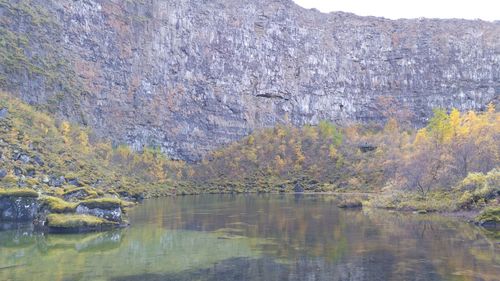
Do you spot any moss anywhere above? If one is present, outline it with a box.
[79,198,125,210]
[62,187,98,199]
[39,196,77,213]
[46,214,117,229]
[0,188,38,198]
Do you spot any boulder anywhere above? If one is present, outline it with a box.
[48,176,65,187]
[63,188,97,201]
[33,155,44,166]
[0,108,8,119]
[76,205,122,222]
[294,182,304,193]
[67,177,82,187]
[26,169,36,177]
[19,154,30,163]
[0,169,7,179]
[76,199,124,222]
[0,190,39,221]
[13,167,22,176]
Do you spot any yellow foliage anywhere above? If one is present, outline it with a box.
[329,144,337,159]
[60,121,72,145]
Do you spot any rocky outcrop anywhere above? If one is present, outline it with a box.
[76,203,122,222]
[1,0,498,161]
[0,193,39,221]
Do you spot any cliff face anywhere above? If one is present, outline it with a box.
[1,0,499,161]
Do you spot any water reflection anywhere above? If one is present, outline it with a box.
[0,194,498,281]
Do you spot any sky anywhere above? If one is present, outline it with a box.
[292,0,499,21]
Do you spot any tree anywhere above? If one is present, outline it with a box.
[60,121,72,145]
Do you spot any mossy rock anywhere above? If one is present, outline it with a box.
[475,207,500,229]
[0,188,38,198]
[46,214,118,233]
[39,196,77,213]
[62,187,98,201]
[78,198,125,210]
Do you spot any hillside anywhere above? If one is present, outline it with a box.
[1,0,499,161]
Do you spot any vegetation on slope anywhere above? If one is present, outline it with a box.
[190,104,499,215]
[0,92,191,199]
[0,92,192,231]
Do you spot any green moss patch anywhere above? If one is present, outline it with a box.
[39,196,77,213]
[0,188,38,198]
[46,214,117,229]
[79,198,125,210]
[62,187,98,199]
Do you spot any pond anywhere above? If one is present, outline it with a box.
[0,194,498,281]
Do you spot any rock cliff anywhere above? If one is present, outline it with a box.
[1,0,499,161]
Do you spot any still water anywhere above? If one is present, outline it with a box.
[0,194,498,281]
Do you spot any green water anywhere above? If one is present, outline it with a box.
[0,194,498,281]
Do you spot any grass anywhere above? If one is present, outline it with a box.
[79,198,126,210]
[39,196,77,213]
[46,214,117,229]
[62,187,98,199]
[0,188,39,198]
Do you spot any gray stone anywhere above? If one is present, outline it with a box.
[0,108,8,119]
[0,197,39,221]
[19,154,30,164]
[13,167,22,176]
[48,176,65,187]
[0,169,6,179]
[26,169,36,177]
[67,178,82,187]
[33,156,45,166]
[76,205,122,222]
[294,182,304,193]
[63,188,91,201]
